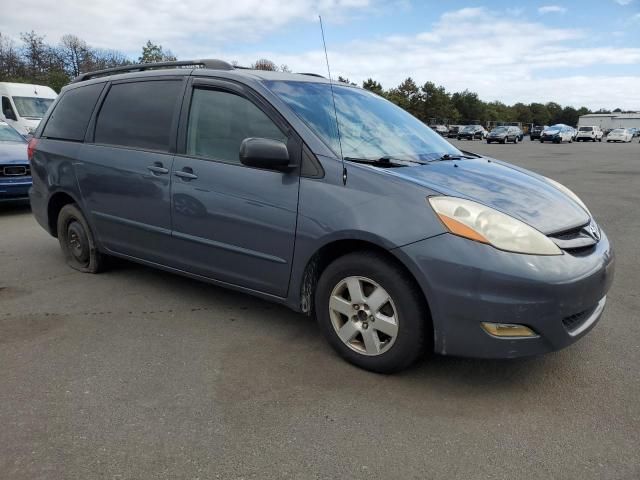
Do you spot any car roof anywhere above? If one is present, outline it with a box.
[68,59,336,89]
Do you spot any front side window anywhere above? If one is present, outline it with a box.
[12,96,54,119]
[2,97,15,118]
[265,80,461,161]
[186,88,287,164]
[95,80,182,152]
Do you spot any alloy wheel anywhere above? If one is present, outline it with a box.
[328,276,399,356]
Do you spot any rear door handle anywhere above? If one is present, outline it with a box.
[148,164,169,175]
[174,168,198,180]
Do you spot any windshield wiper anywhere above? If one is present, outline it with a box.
[433,153,476,162]
[344,156,427,167]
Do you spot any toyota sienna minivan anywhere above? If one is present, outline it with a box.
[29,60,614,373]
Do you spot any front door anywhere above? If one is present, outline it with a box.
[169,82,300,297]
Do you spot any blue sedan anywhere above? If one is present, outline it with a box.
[0,121,30,202]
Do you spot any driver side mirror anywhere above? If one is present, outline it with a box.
[239,138,292,171]
[3,108,17,121]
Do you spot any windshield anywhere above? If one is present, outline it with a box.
[12,96,54,119]
[0,123,26,142]
[462,126,477,132]
[265,81,461,161]
[579,127,593,131]
[611,129,625,133]
[492,127,508,133]
[546,127,561,133]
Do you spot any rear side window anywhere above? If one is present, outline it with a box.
[42,83,104,141]
[186,89,286,164]
[95,80,182,152]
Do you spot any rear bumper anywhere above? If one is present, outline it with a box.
[396,232,615,358]
[28,185,51,234]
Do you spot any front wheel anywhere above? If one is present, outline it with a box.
[315,252,430,373]
[57,203,104,273]
[514,136,519,144]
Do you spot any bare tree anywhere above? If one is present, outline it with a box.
[252,58,279,71]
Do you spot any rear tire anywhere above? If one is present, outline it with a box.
[315,251,430,373]
[57,204,104,273]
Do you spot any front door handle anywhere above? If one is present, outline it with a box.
[148,163,169,175]
[174,168,198,181]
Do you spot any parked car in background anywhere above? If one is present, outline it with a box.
[457,125,487,140]
[540,125,574,143]
[571,127,578,141]
[486,126,521,144]
[447,125,461,138]
[576,126,603,142]
[0,83,57,137]
[606,128,633,143]
[0,121,30,202]
[628,127,639,137]
[529,125,545,140]
[431,125,448,136]
[29,60,614,373]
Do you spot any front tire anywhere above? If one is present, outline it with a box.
[57,203,104,273]
[315,252,430,373]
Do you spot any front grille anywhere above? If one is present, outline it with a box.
[562,306,595,332]
[0,164,30,177]
[548,221,599,252]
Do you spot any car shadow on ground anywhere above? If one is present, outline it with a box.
[104,256,563,397]
[0,202,30,216]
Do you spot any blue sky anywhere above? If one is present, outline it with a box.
[2,0,639,109]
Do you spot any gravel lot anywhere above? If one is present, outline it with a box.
[1,139,639,479]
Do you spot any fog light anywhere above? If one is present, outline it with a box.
[481,322,538,338]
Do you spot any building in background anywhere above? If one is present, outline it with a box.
[577,113,640,131]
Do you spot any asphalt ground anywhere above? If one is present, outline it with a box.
[1,138,639,479]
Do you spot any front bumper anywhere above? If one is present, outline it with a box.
[0,179,31,201]
[396,232,615,358]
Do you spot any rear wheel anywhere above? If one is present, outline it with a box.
[315,252,429,373]
[57,204,104,273]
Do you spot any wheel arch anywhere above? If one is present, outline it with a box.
[47,190,81,237]
[297,238,433,326]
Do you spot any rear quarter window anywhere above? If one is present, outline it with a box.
[42,83,105,141]
[94,80,182,152]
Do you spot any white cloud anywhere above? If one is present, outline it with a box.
[614,0,634,5]
[0,3,638,109]
[0,0,371,53]
[220,7,640,109]
[538,5,568,14]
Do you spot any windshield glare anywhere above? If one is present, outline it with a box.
[0,124,26,142]
[12,96,54,118]
[265,81,461,161]
[492,127,507,133]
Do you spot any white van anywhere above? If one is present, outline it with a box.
[0,82,57,136]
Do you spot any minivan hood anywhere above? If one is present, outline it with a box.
[385,157,590,234]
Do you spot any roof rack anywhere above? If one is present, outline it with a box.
[72,59,234,83]
[297,72,326,79]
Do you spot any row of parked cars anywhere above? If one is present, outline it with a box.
[432,123,639,144]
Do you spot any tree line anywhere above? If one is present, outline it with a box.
[0,31,626,126]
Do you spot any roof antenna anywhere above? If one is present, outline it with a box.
[319,15,347,185]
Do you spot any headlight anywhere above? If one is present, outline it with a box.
[545,177,590,215]
[428,196,562,255]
